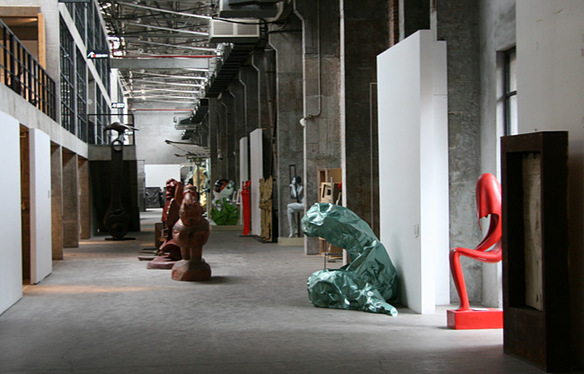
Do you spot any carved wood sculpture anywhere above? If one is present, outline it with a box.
[171,185,211,281]
[259,176,273,241]
[147,179,184,269]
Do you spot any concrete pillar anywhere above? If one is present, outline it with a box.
[294,0,342,254]
[62,150,79,248]
[78,157,91,240]
[340,0,389,237]
[208,98,220,187]
[222,92,237,182]
[239,65,259,133]
[50,143,63,260]
[269,13,304,238]
[435,2,483,304]
[401,0,430,39]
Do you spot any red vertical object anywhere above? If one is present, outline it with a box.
[241,181,251,236]
[447,173,503,329]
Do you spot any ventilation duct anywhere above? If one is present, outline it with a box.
[209,19,260,43]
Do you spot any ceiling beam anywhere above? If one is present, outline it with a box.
[112,57,211,69]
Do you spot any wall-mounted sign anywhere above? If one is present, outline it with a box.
[111,102,126,109]
[87,51,109,59]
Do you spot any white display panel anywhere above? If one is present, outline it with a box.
[0,112,23,314]
[377,30,449,314]
[250,129,263,236]
[145,164,182,189]
[29,128,52,284]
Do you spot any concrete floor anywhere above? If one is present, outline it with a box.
[0,210,564,373]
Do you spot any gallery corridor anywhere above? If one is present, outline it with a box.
[0,210,558,373]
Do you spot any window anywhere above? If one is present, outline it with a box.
[504,48,517,136]
[60,17,75,134]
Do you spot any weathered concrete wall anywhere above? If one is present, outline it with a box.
[435,1,483,304]
[478,0,516,308]
[269,13,304,238]
[340,0,389,237]
[294,0,342,254]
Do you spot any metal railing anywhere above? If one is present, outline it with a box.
[0,18,57,120]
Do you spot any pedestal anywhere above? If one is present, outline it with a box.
[447,308,503,330]
[171,259,211,281]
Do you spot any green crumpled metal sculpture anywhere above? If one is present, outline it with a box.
[210,198,239,225]
[303,203,399,316]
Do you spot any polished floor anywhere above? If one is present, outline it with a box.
[0,210,566,373]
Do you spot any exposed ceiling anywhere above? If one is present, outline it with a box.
[97,0,219,106]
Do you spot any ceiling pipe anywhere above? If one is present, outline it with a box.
[117,2,212,20]
[123,22,209,36]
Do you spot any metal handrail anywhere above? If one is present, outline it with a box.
[0,18,57,120]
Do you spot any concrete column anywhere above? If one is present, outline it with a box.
[78,157,91,240]
[401,0,430,39]
[222,92,237,182]
[62,150,79,248]
[294,0,342,254]
[239,65,259,133]
[208,98,220,187]
[50,143,63,260]
[269,13,304,238]
[436,2,483,304]
[340,0,389,237]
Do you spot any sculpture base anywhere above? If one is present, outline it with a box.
[447,308,503,330]
[171,259,211,281]
[147,256,177,270]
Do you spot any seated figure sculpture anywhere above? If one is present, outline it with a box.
[171,185,211,281]
[447,173,503,329]
[287,176,304,237]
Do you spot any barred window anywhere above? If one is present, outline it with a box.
[60,17,75,135]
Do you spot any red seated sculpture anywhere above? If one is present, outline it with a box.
[171,185,211,281]
[447,173,503,329]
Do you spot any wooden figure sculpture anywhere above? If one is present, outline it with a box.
[447,173,503,329]
[146,179,184,269]
[171,185,211,281]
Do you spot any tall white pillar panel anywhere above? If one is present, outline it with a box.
[0,112,23,314]
[377,30,449,314]
[29,128,52,284]
[250,129,263,236]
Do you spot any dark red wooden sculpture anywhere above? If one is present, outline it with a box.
[447,173,503,329]
[171,185,211,281]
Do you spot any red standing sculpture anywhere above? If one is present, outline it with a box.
[447,173,503,329]
[171,185,211,281]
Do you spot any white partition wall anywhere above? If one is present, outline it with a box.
[377,30,449,314]
[145,164,181,189]
[0,112,23,314]
[29,128,52,284]
[250,129,263,236]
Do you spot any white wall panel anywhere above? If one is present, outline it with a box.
[250,129,263,236]
[29,128,52,284]
[145,164,181,189]
[377,30,449,314]
[0,112,22,314]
